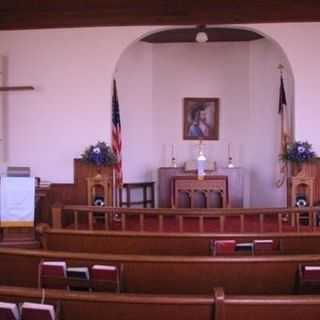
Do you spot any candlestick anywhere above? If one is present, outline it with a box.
[197,139,206,180]
[227,142,235,168]
[171,144,177,167]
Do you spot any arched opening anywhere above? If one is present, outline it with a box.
[114,26,295,208]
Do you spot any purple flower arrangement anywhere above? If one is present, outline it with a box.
[281,141,316,163]
[81,141,117,166]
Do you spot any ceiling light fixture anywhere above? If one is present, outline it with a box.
[195,25,208,43]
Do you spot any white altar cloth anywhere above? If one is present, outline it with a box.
[0,177,35,227]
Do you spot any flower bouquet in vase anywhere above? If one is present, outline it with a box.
[280,141,316,176]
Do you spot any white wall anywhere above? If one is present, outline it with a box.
[0,23,319,207]
[117,39,293,207]
[0,27,155,182]
[248,39,294,207]
[116,42,154,182]
[245,23,320,151]
[152,42,250,168]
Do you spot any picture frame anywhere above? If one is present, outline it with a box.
[183,97,219,140]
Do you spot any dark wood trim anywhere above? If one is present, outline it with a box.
[0,86,34,91]
[1,1,320,30]
[0,285,213,304]
[45,228,320,239]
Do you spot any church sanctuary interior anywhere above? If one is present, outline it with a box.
[2,1,320,319]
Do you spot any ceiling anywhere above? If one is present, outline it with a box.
[141,28,263,43]
[0,0,320,30]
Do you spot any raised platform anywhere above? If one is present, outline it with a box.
[0,227,40,249]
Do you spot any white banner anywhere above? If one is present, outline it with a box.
[0,177,35,227]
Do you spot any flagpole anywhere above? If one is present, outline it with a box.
[278,64,285,149]
[276,64,289,188]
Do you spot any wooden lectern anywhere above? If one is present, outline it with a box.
[87,174,113,206]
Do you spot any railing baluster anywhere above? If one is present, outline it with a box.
[104,212,109,230]
[178,216,183,232]
[278,213,282,233]
[139,213,144,232]
[74,211,78,230]
[121,214,126,231]
[308,209,312,228]
[199,216,204,233]
[296,212,300,232]
[259,213,264,233]
[219,216,225,232]
[313,210,317,231]
[290,210,295,228]
[240,215,244,232]
[88,211,93,230]
[158,215,164,232]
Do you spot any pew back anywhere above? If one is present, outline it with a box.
[0,286,320,320]
[0,286,214,320]
[0,248,320,295]
[41,228,320,256]
[223,295,320,320]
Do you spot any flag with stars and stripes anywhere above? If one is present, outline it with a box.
[112,79,123,187]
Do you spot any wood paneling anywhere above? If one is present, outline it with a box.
[1,1,320,30]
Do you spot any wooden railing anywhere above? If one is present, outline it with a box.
[51,205,320,233]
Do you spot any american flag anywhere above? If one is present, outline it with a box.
[112,79,123,186]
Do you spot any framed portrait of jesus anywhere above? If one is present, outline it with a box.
[183,97,219,140]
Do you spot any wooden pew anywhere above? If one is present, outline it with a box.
[0,285,320,320]
[1,248,320,294]
[215,288,320,320]
[0,286,214,320]
[38,226,320,256]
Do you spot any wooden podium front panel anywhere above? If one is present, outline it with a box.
[158,167,244,208]
[50,159,114,205]
[172,176,228,208]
